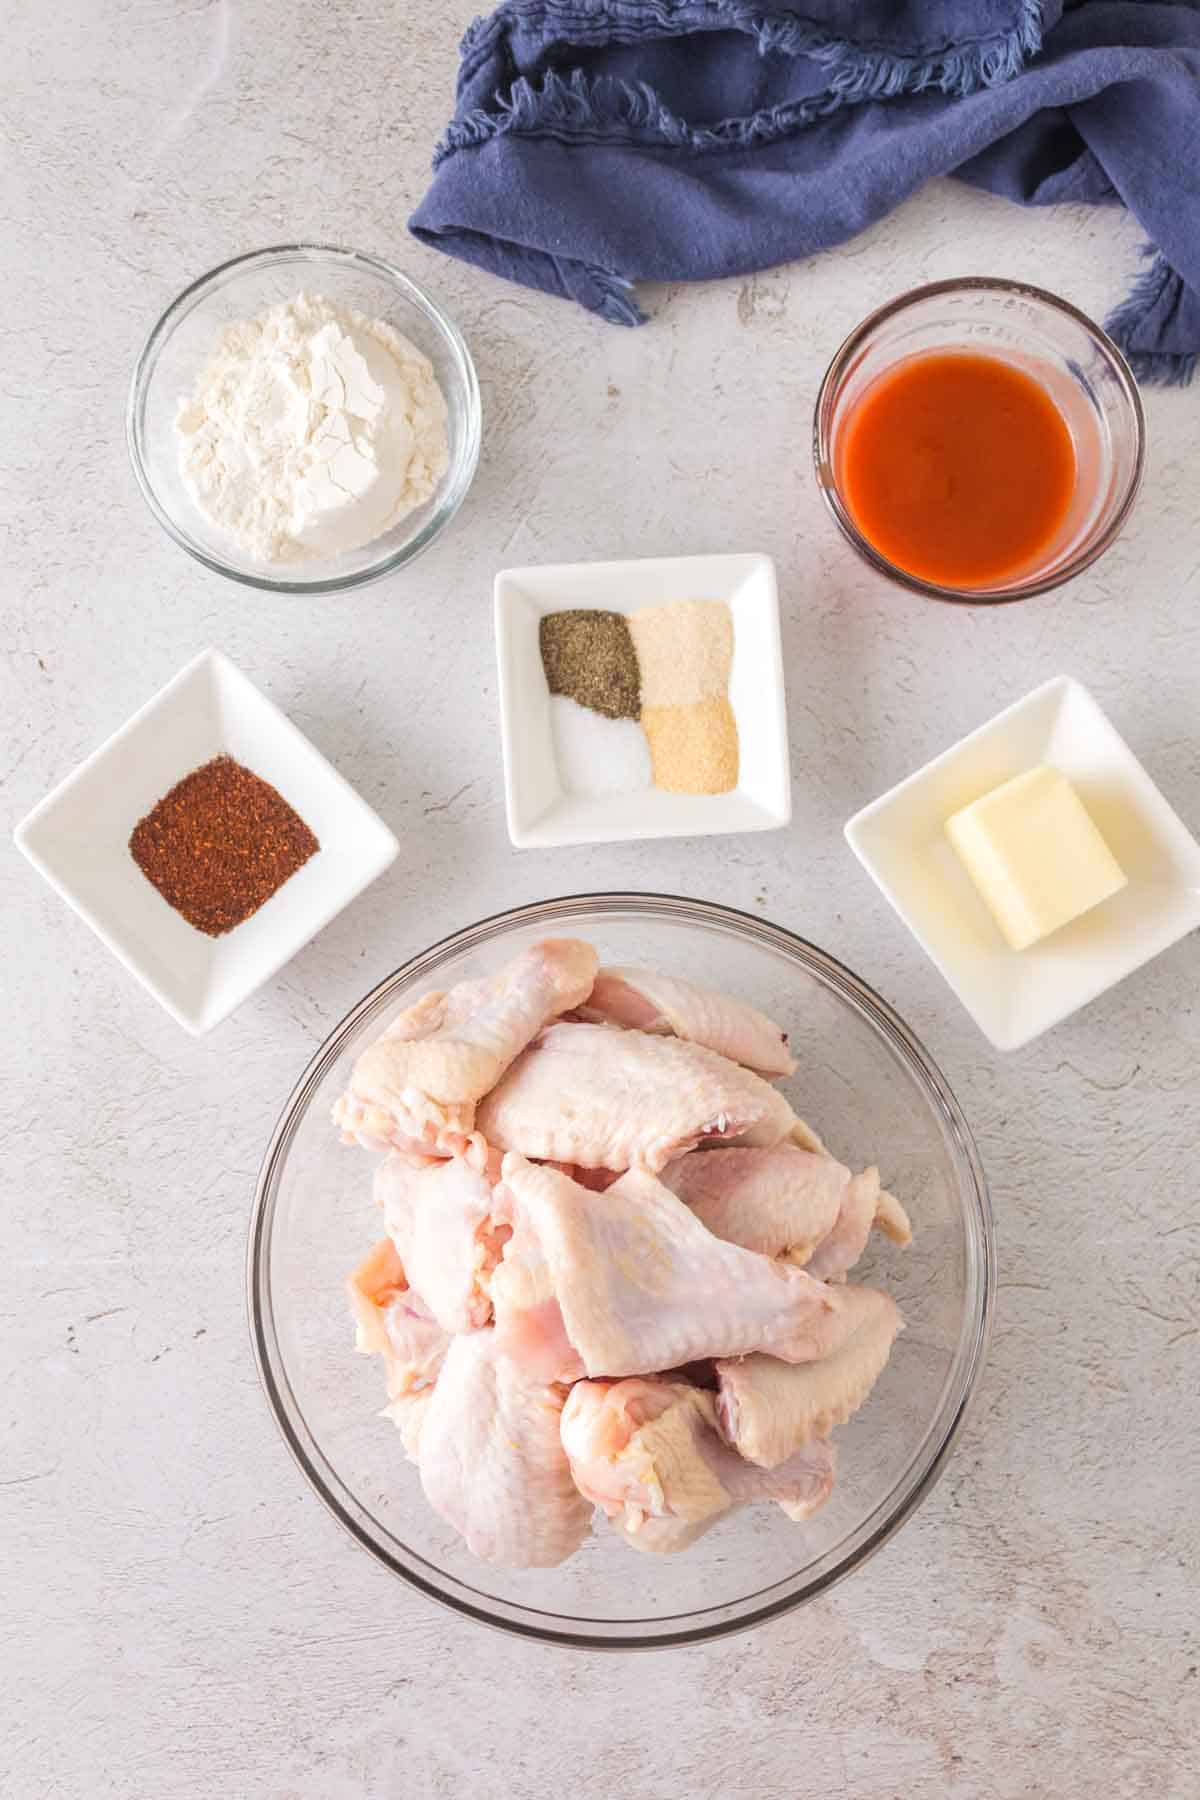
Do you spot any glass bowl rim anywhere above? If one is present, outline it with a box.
[812,274,1146,607]
[247,891,995,1650]
[126,242,482,596]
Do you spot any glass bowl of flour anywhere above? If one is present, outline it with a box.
[128,245,481,593]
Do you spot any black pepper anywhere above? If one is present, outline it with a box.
[539,610,641,719]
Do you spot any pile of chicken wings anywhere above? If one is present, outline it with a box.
[339,939,911,1567]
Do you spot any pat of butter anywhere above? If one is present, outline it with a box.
[946,765,1127,951]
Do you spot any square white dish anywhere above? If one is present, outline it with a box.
[494,552,791,847]
[844,676,1200,1051]
[14,648,399,1034]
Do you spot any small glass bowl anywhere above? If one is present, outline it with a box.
[248,894,994,1649]
[127,244,481,595]
[813,277,1145,605]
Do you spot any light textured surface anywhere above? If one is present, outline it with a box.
[2,4,1198,1796]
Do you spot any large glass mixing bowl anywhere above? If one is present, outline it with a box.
[249,895,993,1648]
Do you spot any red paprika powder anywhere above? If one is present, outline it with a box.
[129,754,318,936]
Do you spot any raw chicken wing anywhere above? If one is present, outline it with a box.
[347,1238,448,1400]
[665,1145,909,1275]
[340,938,914,1570]
[803,1166,913,1280]
[716,1285,903,1467]
[662,1144,847,1264]
[561,1378,836,1554]
[418,1330,592,1568]
[376,1150,509,1334]
[496,1155,853,1375]
[582,966,797,1077]
[488,1196,586,1385]
[478,1023,821,1173]
[333,938,598,1155]
[875,1188,914,1246]
[383,1385,435,1463]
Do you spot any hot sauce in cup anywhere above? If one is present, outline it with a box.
[815,281,1144,603]
[835,350,1077,589]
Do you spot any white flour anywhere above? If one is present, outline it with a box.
[175,291,449,564]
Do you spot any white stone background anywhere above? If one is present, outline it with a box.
[3,3,1199,1795]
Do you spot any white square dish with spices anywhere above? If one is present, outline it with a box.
[494,552,792,848]
[15,648,398,1034]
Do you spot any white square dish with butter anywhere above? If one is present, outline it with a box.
[844,677,1200,1050]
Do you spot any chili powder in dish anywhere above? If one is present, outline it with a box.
[129,754,318,936]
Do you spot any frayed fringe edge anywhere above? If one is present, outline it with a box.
[589,268,644,326]
[459,0,1042,86]
[1120,350,1196,387]
[751,0,1043,83]
[1105,248,1196,388]
[433,65,877,165]
[444,0,1045,162]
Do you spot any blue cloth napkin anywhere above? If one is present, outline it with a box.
[410,0,1200,383]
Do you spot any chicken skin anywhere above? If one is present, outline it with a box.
[561,1377,836,1553]
[418,1330,592,1568]
[478,1024,821,1173]
[582,966,797,1077]
[494,1155,852,1377]
[664,1144,909,1275]
[662,1144,847,1264]
[334,938,598,1155]
[347,1238,449,1401]
[488,1190,587,1385]
[715,1285,903,1467]
[376,1150,509,1334]
[804,1167,894,1281]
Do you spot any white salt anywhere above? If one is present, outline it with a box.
[550,695,652,798]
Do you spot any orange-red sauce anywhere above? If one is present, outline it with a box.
[836,350,1076,588]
